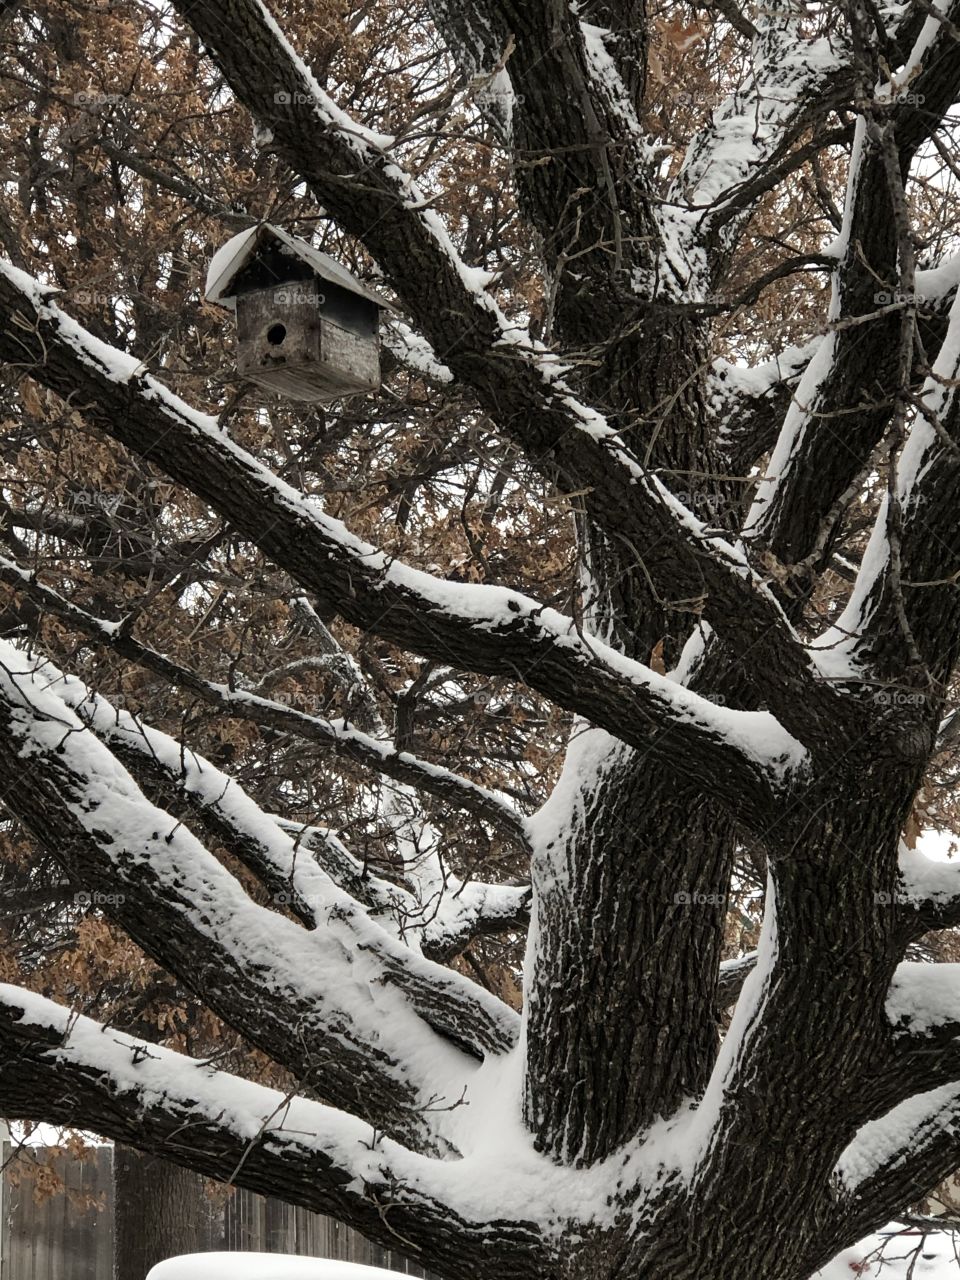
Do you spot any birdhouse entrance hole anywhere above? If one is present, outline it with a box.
[266,323,287,346]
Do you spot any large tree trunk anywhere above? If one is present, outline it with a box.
[113,1147,214,1280]
[5,2,960,1280]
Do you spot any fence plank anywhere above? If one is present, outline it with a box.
[2,1146,112,1280]
[2,1146,432,1279]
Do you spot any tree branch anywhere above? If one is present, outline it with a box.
[0,643,517,1145]
[827,1081,960,1260]
[159,0,864,753]
[53,661,532,964]
[710,341,819,473]
[0,984,545,1280]
[0,280,810,828]
[716,951,758,1009]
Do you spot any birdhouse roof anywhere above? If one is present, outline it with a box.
[205,223,394,310]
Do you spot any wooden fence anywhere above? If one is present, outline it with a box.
[0,1145,430,1280]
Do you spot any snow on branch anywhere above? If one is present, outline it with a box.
[273,596,532,959]
[156,1,860,749]
[43,662,411,931]
[886,962,960,1038]
[0,273,810,826]
[19,612,530,994]
[0,984,545,1277]
[0,642,519,1139]
[814,282,960,675]
[895,846,960,934]
[832,1082,960,1250]
[425,0,656,269]
[382,319,453,384]
[0,983,659,1267]
[54,661,531,965]
[672,10,847,226]
[916,252,960,312]
[709,339,820,471]
[0,552,523,853]
[862,958,960,1134]
[716,951,759,1009]
[837,1080,960,1193]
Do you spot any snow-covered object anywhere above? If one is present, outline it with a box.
[205,223,392,311]
[147,1256,408,1280]
[205,223,395,403]
[816,1226,960,1277]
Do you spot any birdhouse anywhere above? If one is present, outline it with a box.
[205,223,393,403]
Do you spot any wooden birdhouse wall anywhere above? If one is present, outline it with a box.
[234,279,381,403]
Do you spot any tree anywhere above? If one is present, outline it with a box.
[2,0,960,1276]
[113,1147,213,1280]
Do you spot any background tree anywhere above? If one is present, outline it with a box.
[2,2,960,1279]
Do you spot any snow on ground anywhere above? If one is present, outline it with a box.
[818,1226,960,1277]
[148,1233,960,1279]
[147,1257,410,1280]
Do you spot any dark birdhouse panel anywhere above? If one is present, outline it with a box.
[227,241,316,297]
[235,284,381,403]
[314,279,379,338]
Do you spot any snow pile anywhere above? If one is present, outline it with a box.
[148,1229,960,1280]
[817,1226,960,1277]
[148,1256,409,1280]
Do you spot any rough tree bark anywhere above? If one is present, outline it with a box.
[113,1148,212,1280]
[1,1,960,1279]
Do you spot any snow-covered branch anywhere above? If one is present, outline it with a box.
[887,963,960,1040]
[716,951,758,1008]
[157,1,861,755]
[673,10,848,237]
[865,962,960,1118]
[382,319,453,385]
[832,1082,960,1256]
[49,668,410,929]
[818,283,960,687]
[274,596,532,959]
[61,666,532,966]
[425,0,655,274]
[738,9,960,631]
[0,985,545,1280]
[895,847,960,936]
[0,642,520,1144]
[710,341,819,472]
[0,555,532,850]
[0,283,812,827]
